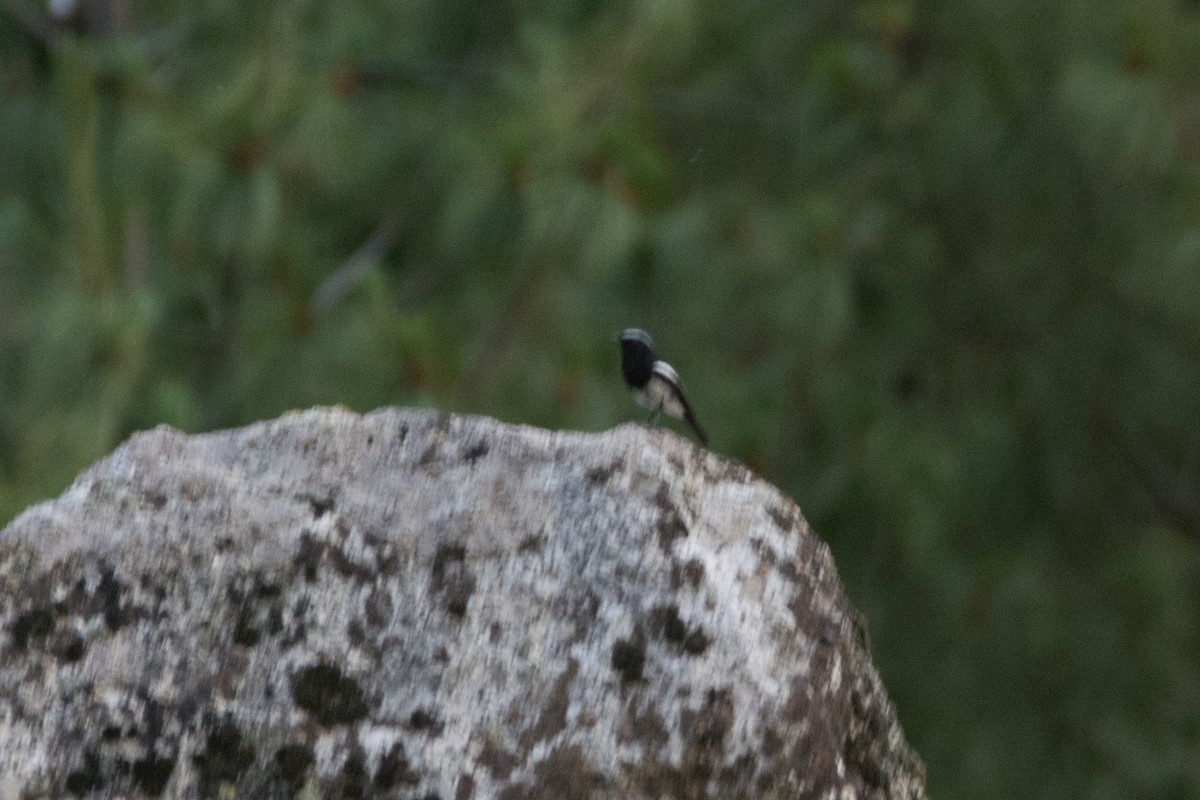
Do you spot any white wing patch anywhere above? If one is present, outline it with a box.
[634,361,686,418]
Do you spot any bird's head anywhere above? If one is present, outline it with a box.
[619,328,657,387]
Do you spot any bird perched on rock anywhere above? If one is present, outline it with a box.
[618,328,708,446]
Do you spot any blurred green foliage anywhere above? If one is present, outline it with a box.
[3,0,1200,797]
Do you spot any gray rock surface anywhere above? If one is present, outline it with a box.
[0,407,926,800]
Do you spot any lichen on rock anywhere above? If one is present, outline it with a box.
[0,407,926,799]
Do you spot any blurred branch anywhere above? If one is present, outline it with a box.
[60,37,111,293]
[1129,446,1200,542]
[1097,408,1200,542]
[347,59,498,94]
[1,0,58,45]
[312,219,401,316]
[1102,291,1200,542]
[2,0,185,70]
[341,58,778,123]
[1111,290,1200,361]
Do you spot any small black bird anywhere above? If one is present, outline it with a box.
[619,328,708,445]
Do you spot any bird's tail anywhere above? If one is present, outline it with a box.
[683,405,708,447]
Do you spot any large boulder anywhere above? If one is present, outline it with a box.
[0,407,926,799]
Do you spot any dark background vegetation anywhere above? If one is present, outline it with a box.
[3,0,1199,797]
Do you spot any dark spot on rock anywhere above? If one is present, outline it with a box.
[57,633,86,662]
[781,672,815,725]
[817,617,840,646]
[683,688,734,748]
[747,716,777,753]
[131,754,175,796]
[289,595,311,630]
[267,606,285,636]
[431,544,466,583]
[340,753,369,799]
[766,503,794,532]
[102,725,122,741]
[652,605,687,643]
[556,590,601,639]
[147,492,168,510]
[661,689,737,796]
[618,706,669,751]
[374,743,419,789]
[683,559,705,588]
[180,480,201,501]
[756,768,778,794]
[499,745,603,800]
[256,579,282,598]
[751,538,778,566]
[193,719,254,791]
[844,723,888,792]
[431,544,474,618]
[630,759,690,798]
[11,606,56,651]
[295,535,322,582]
[650,606,708,656]
[684,629,710,655]
[409,709,442,734]
[215,536,236,553]
[97,568,126,630]
[369,533,399,574]
[584,461,621,485]
[365,589,393,628]
[233,611,261,647]
[316,542,377,582]
[479,740,519,780]
[141,699,165,743]
[292,663,369,726]
[347,620,366,646]
[434,646,450,663]
[716,752,759,793]
[520,659,578,751]
[229,575,282,646]
[455,772,476,800]
[707,454,755,483]
[445,594,470,618]
[463,441,489,463]
[653,484,688,551]
[851,685,885,739]
[274,744,313,792]
[418,440,442,466]
[65,750,103,795]
[518,535,542,553]
[611,636,645,684]
[302,493,336,518]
